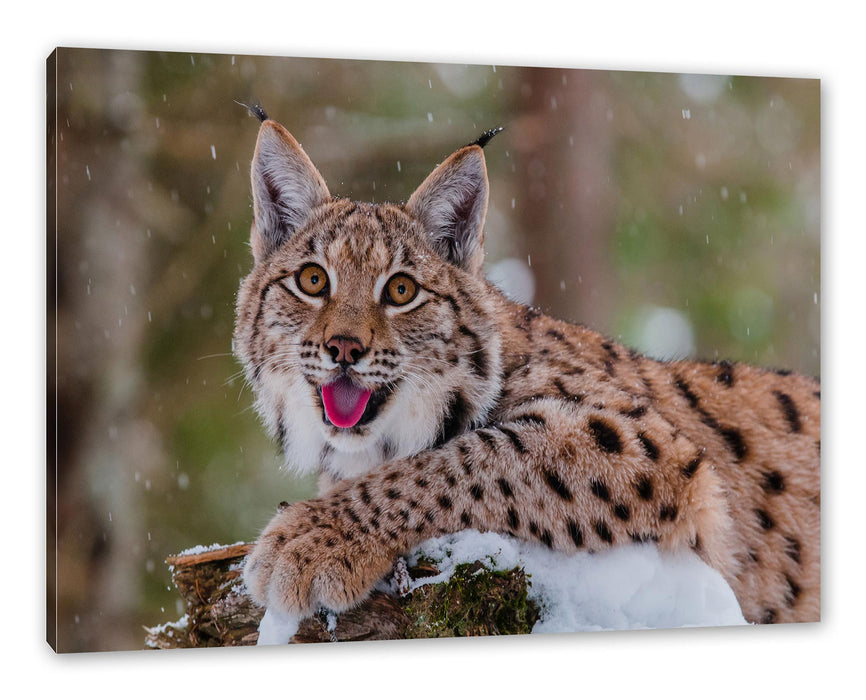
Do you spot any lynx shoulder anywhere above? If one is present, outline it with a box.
[235,114,820,627]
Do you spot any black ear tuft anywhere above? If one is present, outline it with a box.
[235,100,269,123]
[467,126,504,150]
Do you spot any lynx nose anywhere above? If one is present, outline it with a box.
[326,335,366,365]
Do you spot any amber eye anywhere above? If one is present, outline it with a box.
[384,274,418,306]
[296,264,329,296]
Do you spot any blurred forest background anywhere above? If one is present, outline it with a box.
[48,48,819,652]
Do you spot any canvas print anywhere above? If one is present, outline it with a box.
[47,48,820,652]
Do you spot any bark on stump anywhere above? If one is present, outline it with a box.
[144,543,537,648]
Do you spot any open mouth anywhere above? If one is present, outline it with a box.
[319,375,395,429]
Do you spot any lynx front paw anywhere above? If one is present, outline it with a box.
[243,500,396,618]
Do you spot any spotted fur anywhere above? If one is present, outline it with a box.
[236,118,820,626]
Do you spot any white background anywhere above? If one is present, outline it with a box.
[4,1,861,696]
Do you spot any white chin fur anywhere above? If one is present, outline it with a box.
[267,371,448,480]
[324,381,446,479]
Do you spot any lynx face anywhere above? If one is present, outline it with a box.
[234,122,503,479]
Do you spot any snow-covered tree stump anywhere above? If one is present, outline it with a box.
[145,531,749,648]
[144,542,538,648]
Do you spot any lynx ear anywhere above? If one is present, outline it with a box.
[250,121,330,263]
[406,145,489,275]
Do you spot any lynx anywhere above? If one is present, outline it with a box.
[235,108,820,628]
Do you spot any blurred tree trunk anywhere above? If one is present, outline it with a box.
[509,68,618,332]
[54,49,157,652]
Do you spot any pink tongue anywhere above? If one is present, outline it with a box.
[321,376,372,428]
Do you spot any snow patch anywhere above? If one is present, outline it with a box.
[257,609,301,645]
[407,530,747,633]
[175,541,246,557]
[148,613,188,637]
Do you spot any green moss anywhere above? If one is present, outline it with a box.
[404,560,540,638]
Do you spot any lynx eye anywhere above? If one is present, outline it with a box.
[384,274,418,306]
[296,263,329,296]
